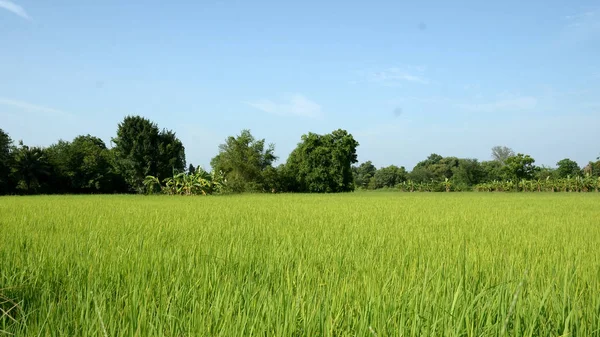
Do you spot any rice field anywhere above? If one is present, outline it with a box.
[1,193,599,336]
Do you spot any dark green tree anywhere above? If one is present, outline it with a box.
[555,158,581,178]
[353,161,377,189]
[10,141,51,194]
[502,153,538,181]
[408,166,436,183]
[157,130,186,180]
[210,129,276,193]
[409,154,456,182]
[0,129,14,194]
[45,140,73,193]
[451,159,484,187]
[188,163,196,175]
[372,165,406,188]
[285,129,359,193]
[112,116,185,192]
[480,160,503,182]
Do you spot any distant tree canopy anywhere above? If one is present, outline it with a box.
[452,159,485,187]
[372,165,406,189]
[491,146,515,165]
[352,161,376,189]
[11,142,51,194]
[0,129,13,193]
[555,158,581,178]
[210,129,276,193]
[284,129,358,193]
[503,153,538,181]
[46,135,118,193]
[112,116,185,193]
[1,123,598,195]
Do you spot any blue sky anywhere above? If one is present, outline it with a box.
[1,0,599,170]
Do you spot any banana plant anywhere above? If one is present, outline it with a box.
[442,178,451,192]
[143,175,162,194]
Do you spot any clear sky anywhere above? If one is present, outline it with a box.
[1,0,599,170]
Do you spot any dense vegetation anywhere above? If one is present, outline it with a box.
[1,193,599,335]
[1,118,599,195]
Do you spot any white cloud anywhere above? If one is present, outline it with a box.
[458,97,538,113]
[367,67,429,84]
[0,0,30,20]
[245,94,323,119]
[0,97,71,117]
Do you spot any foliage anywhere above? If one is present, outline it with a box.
[45,135,117,193]
[491,145,515,164]
[0,129,14,193]
[9,142,52,194]
[144,166,224,196]
[410,154,458,182]
[475,174,600,193]
[372,165,406,189]
[210,129,276,193]
[451,159,484,188]
[502,153,538,181]
[284,129,359,193]
[555,158,581,178]
[352,161,376,189]
[112,116,185,193]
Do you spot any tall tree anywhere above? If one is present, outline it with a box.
[451,159,484,187]
[210,129,276,193]
[491,146,515,165]
[372,165,406,188]
[409,154,456,182]
[10,141,51,194]
[502,153,538,181]
[480,160,503,182]
[112,116,185,192]
[555,158,581,178]
[285,129,359,193]
[0,129,13,194]
[157,129,186,180]
[353,161,377,189]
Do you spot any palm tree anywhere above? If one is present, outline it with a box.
[11,142,51,194]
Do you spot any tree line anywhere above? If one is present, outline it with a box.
[1,117,599,195]
[0,116,359,195]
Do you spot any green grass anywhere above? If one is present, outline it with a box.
[1,193,599,336]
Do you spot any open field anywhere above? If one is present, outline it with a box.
[1,193,600,336]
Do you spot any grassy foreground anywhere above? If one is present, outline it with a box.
[1,193,599,336]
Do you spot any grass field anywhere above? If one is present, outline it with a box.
[1,193,600,336]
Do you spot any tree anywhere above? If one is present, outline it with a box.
[353,161,377,189]
[0,129,14,194]
[372,165,406,188]
[502,153,538,181]
[414,153,443,169]
[491,146,515,165]
[556,158,581,178]
[188,163,196,175]
[410,154,456,182]
[112,116,186,193]
[584,160,600,178]
[156,129,186,180]
[210,129,276,193]
[480,160,503,182]
[285,129,359,193]
[408,166,436,183]
[451,159,484,188]
[10,141,51,194]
